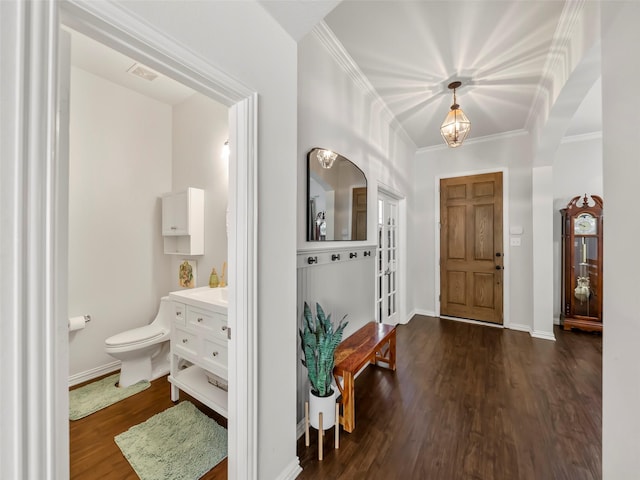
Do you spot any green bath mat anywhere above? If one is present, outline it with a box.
[69,373,150,420]
[115,401,227,480]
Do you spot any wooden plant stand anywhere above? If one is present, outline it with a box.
[304,401,340,460]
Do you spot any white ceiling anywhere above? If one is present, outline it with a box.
[68,2,602,149]
[265,0,602,149]
[68,28,195,106]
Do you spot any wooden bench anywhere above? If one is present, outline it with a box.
[333,321,397,433]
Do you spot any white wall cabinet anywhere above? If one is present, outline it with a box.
[162,187,204,255]
[168,287,229,417]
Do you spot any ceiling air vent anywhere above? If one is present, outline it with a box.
[127,63,158,82]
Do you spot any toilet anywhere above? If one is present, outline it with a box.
[105,296,172,388]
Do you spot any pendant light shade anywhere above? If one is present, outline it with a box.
[316,148,338,169]
[440,81,471,148]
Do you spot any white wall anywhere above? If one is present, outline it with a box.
[297,27,415,308]
[413,133,534,330]
[68,66,173,378]
[117,3,299,478]
[297,28,415,250]
[171,92,229,290]
[601,3,640,477]
[552,135,603,320]
[296,27,416,425]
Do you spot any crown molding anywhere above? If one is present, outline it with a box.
[415,129,528,155]
[312,21,417,151]
[561,130,602,144]
[525,0,587,132]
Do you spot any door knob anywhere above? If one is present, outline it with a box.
[495,252,502,257]
[495,265,502,270]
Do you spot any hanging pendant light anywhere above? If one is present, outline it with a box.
[440,81,471,148]
[316,148,338,169]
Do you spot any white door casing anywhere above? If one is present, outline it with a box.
[434,167,511,330]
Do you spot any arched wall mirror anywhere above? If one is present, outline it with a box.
[307,148,367,241]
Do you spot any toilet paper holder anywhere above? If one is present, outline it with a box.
[68,314,92,332]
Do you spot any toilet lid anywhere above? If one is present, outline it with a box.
[105,324,167,348]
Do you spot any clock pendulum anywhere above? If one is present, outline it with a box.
[574,238,590,304]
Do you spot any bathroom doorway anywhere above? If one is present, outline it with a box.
[58,5,258,478]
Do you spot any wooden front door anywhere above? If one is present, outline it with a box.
[440,172,504,324]
[351,187,367,240]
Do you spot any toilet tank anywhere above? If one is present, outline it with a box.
[153,296,173,328]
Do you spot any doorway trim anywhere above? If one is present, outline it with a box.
[434,167,511,328]
[60,4,259,478]
[2,1,258,478]
[377,183,408,324]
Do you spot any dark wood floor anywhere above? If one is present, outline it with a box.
[297,316,602,480]
[71,316,601,480]
[69,375,227,479]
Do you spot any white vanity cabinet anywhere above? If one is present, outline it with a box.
[162,187,204,255]
[168,287,229,417]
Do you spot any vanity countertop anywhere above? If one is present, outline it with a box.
[169,286,228,314]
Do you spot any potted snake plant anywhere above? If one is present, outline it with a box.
[299,301,348,430]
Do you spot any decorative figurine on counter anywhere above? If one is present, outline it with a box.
[209,268,219,288]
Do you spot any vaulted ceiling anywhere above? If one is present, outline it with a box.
[70,1,602,151]
[264,0,602,149]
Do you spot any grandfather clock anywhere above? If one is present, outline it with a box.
[560,194,603,332]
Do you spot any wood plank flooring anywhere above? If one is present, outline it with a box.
[297,316,602,480]
[70,316,601,479]
[69,375,227,479]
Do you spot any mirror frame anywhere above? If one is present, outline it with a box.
[306,147,367,242]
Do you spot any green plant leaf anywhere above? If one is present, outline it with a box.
[299,302,349,398]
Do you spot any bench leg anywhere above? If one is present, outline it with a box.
[389,330,396,371]
[342,372,355,433]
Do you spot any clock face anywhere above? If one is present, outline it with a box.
[574,213,597,235]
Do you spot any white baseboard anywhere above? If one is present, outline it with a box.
[553,316,560,326]
[297,419,305,440]
[273,457,302,480]
[506,323,532,333]
[68,361,120,387]
[410,308,436,318]
[531,330,556,342]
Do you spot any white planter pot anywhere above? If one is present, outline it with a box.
[309,388,337,431]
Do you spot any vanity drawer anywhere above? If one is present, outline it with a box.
[173,302,186,326]
[201,337,228,379]
[172,325,198,359]
[187,306,227,338]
